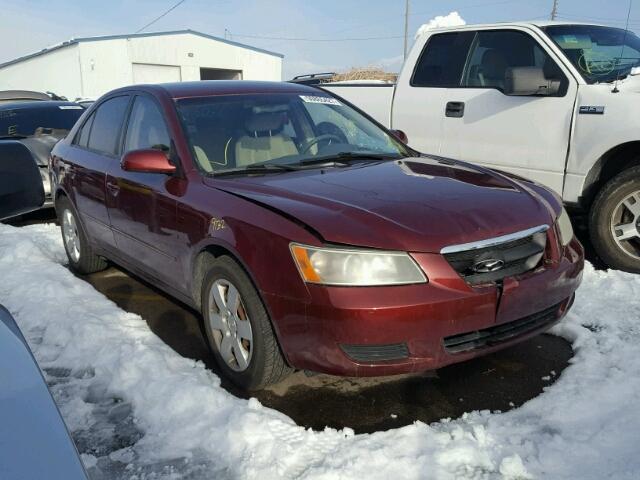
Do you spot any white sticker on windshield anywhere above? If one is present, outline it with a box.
[299,95,341,106]
[58,105,84,110]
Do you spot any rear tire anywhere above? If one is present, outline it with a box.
[201,256,291,390]
[589,166,640,273]
[56,196,108,274]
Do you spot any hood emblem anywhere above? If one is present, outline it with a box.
[472,258,505,273]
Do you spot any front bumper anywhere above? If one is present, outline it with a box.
[265,235,584,377]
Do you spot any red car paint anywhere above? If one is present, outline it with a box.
[50,81,584,377]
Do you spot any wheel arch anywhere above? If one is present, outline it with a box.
[191,241,293,367]
[582,141,640,208]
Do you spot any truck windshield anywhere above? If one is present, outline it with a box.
[544,25,640,84]
[176,92,409,175]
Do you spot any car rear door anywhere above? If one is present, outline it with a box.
[63,95,131,248]
[105,94,183,287]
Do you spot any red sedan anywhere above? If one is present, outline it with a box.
[50,81,583,390]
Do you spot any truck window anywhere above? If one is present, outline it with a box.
[463,30,566,93]
[411,32,475,87]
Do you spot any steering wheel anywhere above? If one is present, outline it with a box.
[300,134,344,154]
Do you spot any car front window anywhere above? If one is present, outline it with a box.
[544,25,640,84]
[175,92,408,174]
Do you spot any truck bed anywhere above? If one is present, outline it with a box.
[319,83,395,127]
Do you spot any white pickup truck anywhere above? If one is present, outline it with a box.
[320,21,640,273]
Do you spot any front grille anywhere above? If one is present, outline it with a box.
[442,226,548,285]
[340,343,409,362]
[443,302,562,354]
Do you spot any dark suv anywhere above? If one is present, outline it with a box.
[50,81,583,390]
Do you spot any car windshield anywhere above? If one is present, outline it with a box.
[0,104,84,137]
[544,25,640,84]
[175,92,409,174]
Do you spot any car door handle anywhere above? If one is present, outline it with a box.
[445,101,465,118]
[106,181,120,196]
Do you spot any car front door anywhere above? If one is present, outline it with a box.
[66,95,131,248]
[437,28,578,194]
[105,94,183,287]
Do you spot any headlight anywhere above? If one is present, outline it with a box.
[556,207,574,247]
[290,243,427,286]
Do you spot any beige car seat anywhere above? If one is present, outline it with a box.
[235,112,298,167]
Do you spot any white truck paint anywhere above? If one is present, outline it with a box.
[322,21,640,273]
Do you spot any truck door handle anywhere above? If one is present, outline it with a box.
[106,181,120,196]
[445,101,465,118]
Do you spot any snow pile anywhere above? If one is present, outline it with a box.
[1,223,640,479]
[415,12,466,39]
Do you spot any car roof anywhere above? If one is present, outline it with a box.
[109,80,319,100]
[0,100,83,110]
[420,20,614,34]
[0,90,51,102]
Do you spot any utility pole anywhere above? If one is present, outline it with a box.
[403,0,410,60]
[550,0,559,20]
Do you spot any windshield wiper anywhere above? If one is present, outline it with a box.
[299,151,401,166]
[210,163,300,177]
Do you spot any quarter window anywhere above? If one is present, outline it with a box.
[76,112,95,148]
[124,96,171,152]
[87,96,130,155]
[412,32,475,87]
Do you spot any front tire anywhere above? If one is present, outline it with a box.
[56,196,108,274]
[201,256,291,390]
[590,166,640,273]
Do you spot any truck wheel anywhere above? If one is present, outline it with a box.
[201,256,291,390]
[590,166,640,273]
[56,196,108,274]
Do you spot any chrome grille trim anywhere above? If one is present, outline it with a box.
[440,225,550,255]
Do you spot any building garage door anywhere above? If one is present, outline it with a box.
[132,63,181,84]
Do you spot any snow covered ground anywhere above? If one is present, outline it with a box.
[1,222,639,479]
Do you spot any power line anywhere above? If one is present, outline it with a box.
[136,0,187,34]
[227,32,405,42]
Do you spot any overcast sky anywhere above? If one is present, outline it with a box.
[1,0,639,79]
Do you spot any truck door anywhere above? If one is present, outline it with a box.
[438,28,578,194]
[392,31,476,156]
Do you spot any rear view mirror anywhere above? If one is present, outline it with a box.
[0,142,45,220]
[121,149,176,174]
[391,129,408,144]
[505,67,561,96]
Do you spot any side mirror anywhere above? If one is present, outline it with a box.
[391,129,408,144]
[121,149,176,174]
[0,142,45,220]
[505,67,561,96]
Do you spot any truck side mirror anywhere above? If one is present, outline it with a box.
[390,129,408,144]
[505,67,561,96]
[0,142,45,221]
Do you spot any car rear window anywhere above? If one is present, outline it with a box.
[87,96,130,155]
[0,104,84,137]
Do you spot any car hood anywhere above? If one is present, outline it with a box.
[205,157,558,253]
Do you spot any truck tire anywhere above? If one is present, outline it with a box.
[56,196,108,274]
[201,255,291,390]
[589,166,640,273]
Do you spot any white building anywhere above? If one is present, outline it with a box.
[0,30,283,101]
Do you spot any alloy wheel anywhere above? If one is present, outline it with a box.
[208,279,253,372]
[62,209,81,263]
[610,190,640,261]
